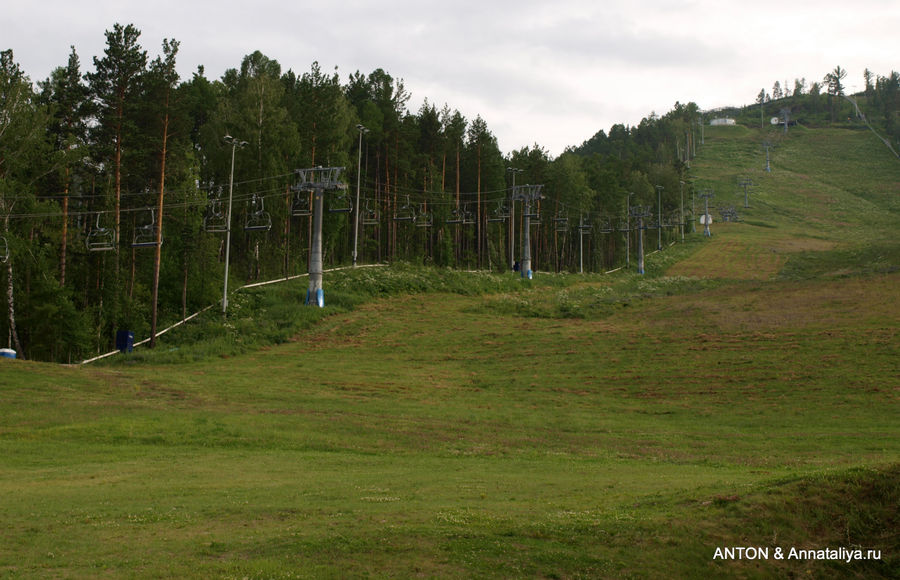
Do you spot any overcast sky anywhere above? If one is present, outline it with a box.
[3,0,898,156]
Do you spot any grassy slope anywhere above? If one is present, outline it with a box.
[0,125,898,578]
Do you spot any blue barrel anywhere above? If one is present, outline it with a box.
[116,330,134,354]
[0,348,16,359]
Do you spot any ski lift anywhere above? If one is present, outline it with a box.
[416,204,433,227]
[597,216,613,234]
[362,201,380,225]
[203,198,228,233]
[487,201,510,222]
[132,210,161,248]
[617,219,630,233]
[0,236,8,263]
[554,212,569,233]
[328,186,352,214]
[291,188,312,217]
[579,218,593,234]
[445,207,464,225]
[525,206,541,226]
[244,194,272,232]
[393,196,415,222]
[86,214,116,251]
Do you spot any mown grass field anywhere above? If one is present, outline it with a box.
[0,125,898,578]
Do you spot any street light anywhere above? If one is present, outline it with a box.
[222,134,247,314]
[506,167,523,270]
[626,192,635,268]
[352,124,368,267]
[655,185,664,250]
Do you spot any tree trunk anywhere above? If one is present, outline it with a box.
[3,214,23,358]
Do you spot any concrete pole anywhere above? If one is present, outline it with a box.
[307,187,325,307]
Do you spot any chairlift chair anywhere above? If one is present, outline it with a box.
[203,198,228,233]
[86,214,116,251]
[617,219,630,233]
[445,207,464,225]
[579,219,593,234]
[415,204,433,227]
[362,201,380,226]
[291,188,312,217]
[487,201,510,222]
[597,217,613,234]
[393,196,415,222]
[244,194,272,232]
[461,204,476,225]
[554,213,569,233]
[132,210,161,248]
[328,186,352,214]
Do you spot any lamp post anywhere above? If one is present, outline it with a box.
[655,185,664,250]
[506,167,523,271]
[222,134,247,314]
[626,192,634,268]
[352,124,368,267]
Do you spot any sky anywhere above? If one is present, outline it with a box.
[3,0,898,157]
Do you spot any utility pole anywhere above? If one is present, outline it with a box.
[352,124,368,267]
[294,167,346,307]
[679,180,685,243]
[512,184,543,279]
[763,141,772,172]
[222,135,247,314]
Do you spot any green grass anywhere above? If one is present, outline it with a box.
[1,125,899,578]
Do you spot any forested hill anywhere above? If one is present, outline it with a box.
[1,22,898,362]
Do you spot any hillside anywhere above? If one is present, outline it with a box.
[0,125,897,577]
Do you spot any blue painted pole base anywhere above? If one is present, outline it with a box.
[305,288,325,308]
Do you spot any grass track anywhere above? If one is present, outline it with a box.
[1,124,898,578]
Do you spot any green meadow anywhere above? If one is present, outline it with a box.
[1,125,898,578]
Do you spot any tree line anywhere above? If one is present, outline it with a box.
[12,24,888,362]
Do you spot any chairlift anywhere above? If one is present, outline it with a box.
[461,204,475,225]
[393,196,415,222]
[579,219,593,234]
[291,188,312,217]
[617,219,630,232]
[415,204,433,227]
[86,214,116,251]
[597,217,613,234]
[487,201,510,222]
[132,210,161,248]
[445,207,464,225]
[554,212,569,233]
[362,201,380,226]
[244,194,272,232]
[203,198,228,233]
[328,187,352,214]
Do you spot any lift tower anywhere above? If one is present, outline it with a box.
[293,167,347,307]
